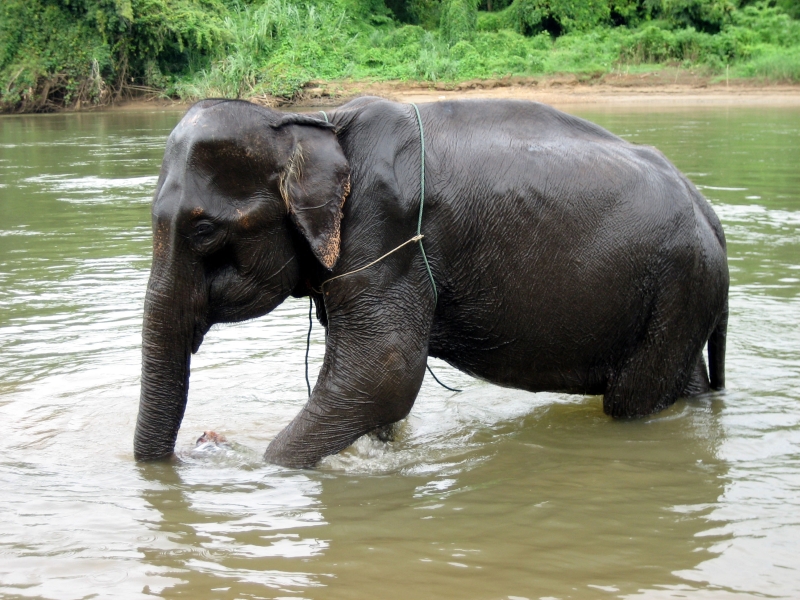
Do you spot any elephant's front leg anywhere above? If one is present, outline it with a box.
[264,285,432,468]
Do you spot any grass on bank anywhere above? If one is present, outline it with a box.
[734,45,800,79]
[1,0,800,112]
[173,1,800,102]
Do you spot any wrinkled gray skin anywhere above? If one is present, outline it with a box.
[135,97,729,468]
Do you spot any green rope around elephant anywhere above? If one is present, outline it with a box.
[410,103,462,393]
[410,102,438,305]
[303,107,461,397]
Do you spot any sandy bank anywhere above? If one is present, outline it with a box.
[323,73,800,109]
[104,72,800,114]
[385,82,800,109]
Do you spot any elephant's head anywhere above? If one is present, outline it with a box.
[134,100,350,461]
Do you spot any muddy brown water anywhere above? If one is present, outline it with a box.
[0,104,798,599]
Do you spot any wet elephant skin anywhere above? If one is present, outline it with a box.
[134,97,729,468]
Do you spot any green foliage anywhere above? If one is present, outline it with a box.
[659,0,736,33]
[175,0,359,99]
[614,2,800,65]
[731,2,800,46]
[775,0,800,19]
[735,46,800,79]
[405,0,442,28]
[128,0,229,71]
[2,0,800,111]
[478,0,514,10]
[476,10,507,31]
[0,0,230,110]
[504,0,612,35]
[609,0,653,26]
[0,0,113,111]
[441,0,479,44]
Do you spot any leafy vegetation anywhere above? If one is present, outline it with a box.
[1,0,799,111]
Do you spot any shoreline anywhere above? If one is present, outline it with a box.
[321,72,800,108]
[12,73,800,115]
[374,81,800,109]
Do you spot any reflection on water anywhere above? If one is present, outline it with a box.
[0,106,798,599]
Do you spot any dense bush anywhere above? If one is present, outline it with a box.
[510,0,612,35]
[440,0,479,44]
[660,0,736,33]
[1,0,799,111]
[0,0,228,111]
[0,0,113,110]
[175,0,359,98]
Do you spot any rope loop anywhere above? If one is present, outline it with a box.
[320,234,423,290]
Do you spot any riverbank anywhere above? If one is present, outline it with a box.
[334,74,800,107]
[100,72,800,115]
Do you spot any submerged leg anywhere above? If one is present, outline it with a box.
[603,297,705,418]
[264,264,435,467]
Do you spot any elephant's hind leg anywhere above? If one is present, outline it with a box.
[603,303,703,418]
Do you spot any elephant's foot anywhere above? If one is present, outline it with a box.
[264,407,374,468]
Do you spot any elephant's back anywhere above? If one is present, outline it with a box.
[424,100,714,249]
[424,99,623,143]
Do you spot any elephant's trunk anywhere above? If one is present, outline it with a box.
[134,266,202,461]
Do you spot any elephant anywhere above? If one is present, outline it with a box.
[134,96,729,468]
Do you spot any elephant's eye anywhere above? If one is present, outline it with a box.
[194,221,215,237]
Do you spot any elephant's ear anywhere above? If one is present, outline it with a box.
[277,120,350,270]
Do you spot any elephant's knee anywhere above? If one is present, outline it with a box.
[373,349,424,423]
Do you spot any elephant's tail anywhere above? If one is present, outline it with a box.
[708,300,728,390]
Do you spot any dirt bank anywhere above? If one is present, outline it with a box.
[309,72,800,108]
[106,72,800,113]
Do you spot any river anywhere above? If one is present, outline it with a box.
[0,103,798,599]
